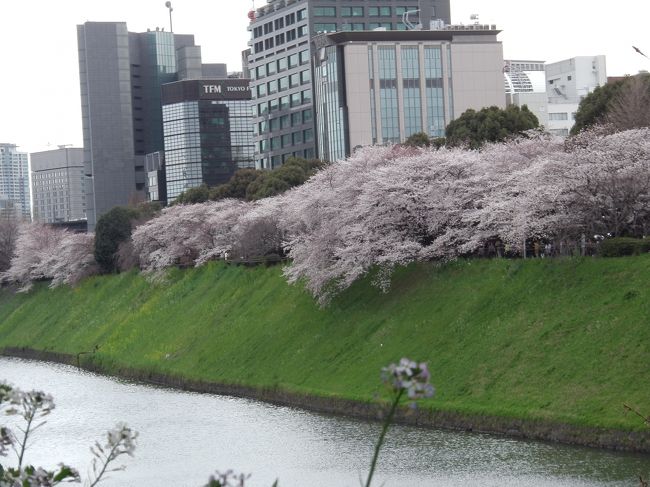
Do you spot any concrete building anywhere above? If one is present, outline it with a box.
[312,27,505,161]
[161,78,255,202]
[545,55,607,136]
[77,22,218,229]
[30,147,85,224]
[248,0,451,169]
[504,59,548,127]
[0,143,30,220]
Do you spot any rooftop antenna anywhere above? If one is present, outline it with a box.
[165,1,173,32]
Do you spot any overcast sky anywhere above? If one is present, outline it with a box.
[1,0,649,154]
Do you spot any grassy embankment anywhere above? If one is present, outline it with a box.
[0,256,648,432]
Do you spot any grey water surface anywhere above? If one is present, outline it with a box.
[1,357,648,487]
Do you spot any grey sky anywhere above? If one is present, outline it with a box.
[1,0,648,154]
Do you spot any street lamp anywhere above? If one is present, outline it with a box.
[165,1,173,32]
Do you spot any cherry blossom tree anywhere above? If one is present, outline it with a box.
[1,224,98,291]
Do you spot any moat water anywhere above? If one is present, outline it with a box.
[1,357,648,486]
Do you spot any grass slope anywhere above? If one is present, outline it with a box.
[0,257,648,431]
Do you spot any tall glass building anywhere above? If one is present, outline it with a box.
[312,28,506,161]
[77,22,206,229]
[161,79,255,202]
[0,143,30,220]
[247,0,452,169]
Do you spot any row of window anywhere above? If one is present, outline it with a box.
[253,50,310,80]
[314,6,416,17]
[254,24,308,54]
[255,70,311,97]
[260,148,316,170]
[256,89,312,115]
[548,112,576,121]
[257,109,313,134]
[253,8,307,38]
[259,129,314,152]
[316,22,404,32]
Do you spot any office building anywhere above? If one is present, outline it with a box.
[161,78,255,202]
[545,55,607,136]
[77,22,217,229]
[31,147,85,224]
[0,143,30,220]
[312,26,505,161]
[248,0,452,169]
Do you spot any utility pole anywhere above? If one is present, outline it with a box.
[165,1,174,32]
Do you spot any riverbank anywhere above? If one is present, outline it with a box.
[1,257,649,451]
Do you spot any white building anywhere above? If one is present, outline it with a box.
[545,55,607,136]
[0,143,30,220]
[505,56,607,136]
[504,60,548,127]
[31,147,86,223]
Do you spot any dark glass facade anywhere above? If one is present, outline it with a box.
[162,79,255,202]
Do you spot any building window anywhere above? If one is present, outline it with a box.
[275,33,285,46]
[549,113,568,121]
[401,46,422,136]
[289,73,300,87]
[369,6,391,16]
[286,29,296,42]
[369,22,392,30]
[299,49,310,64]
[288,53,299,68]
[378,46,399,143]
[315,23,337,33]
[301,69,311,84]
[313,7,336,16]
[298,25,308,37]
[297,8,307,20]
[302,89,312,104]
[278,57,288,71]
[424,46,445,138]
[263,22,273,34]
[396,6,418,16]
[341,6,364,16]
[343,23,365,31]
[267,61,277,75]
[286,13,296,25]
[274,18,284,30]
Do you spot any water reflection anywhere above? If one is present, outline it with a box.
[1,357,648,486]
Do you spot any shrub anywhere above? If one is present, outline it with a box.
[599,237,650,257]
[94,207,138,273]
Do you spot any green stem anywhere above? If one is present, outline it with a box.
[17,412,34,470]
[88,442,120,487]
[364,389,404,487]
